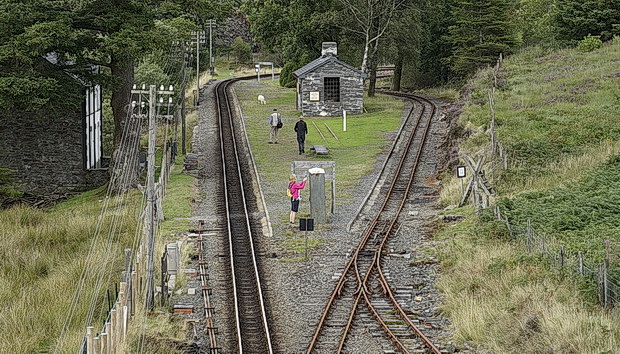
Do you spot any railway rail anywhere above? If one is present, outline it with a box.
[307,91,442,353]
[196,221,219,353]
[213,78,274,354]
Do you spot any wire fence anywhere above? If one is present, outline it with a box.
[493,205,618,308]
[462,53,619,309]
[79,138,177,354]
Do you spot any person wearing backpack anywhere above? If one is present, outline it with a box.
[288,174,307,225]
[294,115,308,155]
[268,108,282,144]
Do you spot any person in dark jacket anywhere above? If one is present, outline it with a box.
[294,116,308,155]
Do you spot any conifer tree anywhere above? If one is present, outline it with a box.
[445,0,516,76]
[555,0,620,42]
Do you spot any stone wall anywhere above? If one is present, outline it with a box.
[0,109,108,200]
[299,61,364,116]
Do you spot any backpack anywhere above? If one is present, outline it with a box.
[276,114,283,128]
[287,181,293,198]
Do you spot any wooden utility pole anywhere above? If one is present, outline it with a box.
[181,40,187,154]
[130,84,174,311]
[196,30,200,106]
[145,85,156,310]
[207,20,216,75]
[193,31,206,106]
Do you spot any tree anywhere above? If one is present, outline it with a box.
[244,0,340,84]
[231,37,252,65]
[0,168,22,207]
[555,0,620,43]
[382,0,431,90]
[445,0,517,77]
[0,0,231,194]
[514,0,557,47]
[414,0,455,86]
[335,0,406,74]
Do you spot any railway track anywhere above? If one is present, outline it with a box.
[307,91,442,353]
[213,78,274,353]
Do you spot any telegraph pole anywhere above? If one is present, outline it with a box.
[145,84,157,310]
[196,30,200,106]
[192,31,206,106]
[181,41,187,154]
[130,84,174,310]
[207,20,216,75]
[171,40,189,154]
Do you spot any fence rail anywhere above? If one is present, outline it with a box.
[459,53,618,309]
[79,139,176,353]
[494,206,618,308]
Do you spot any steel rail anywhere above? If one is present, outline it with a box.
[307,91,441,353]
[214,78,273,354]
[197,221,219,353]
[368,92,440,353]
[344,93,434,352]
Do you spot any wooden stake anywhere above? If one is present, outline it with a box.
[86,326,94,354]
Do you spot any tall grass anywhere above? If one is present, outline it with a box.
[436,208,620,352]
[437,40,620,351]
[0,189,142,352]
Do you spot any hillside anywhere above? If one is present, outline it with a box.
[437,39,620,352]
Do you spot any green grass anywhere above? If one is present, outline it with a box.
[159,156,194,238]
[0,189,142,353]
[436,40,620,352]
[435,207,620,353]
[235,79,404,203]
[442,40,620,256]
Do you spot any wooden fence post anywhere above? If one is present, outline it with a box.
[504,217,513,239]
[578,252,584,276]
[101,332,108,354]
[109,310,116,354]
[526,219,532,252]
[93,336,100,354]
[598,263,605,306]
[131,271,137,317]
[604,259,610,308]
[86,326,94,354]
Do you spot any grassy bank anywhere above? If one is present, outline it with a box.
[0,188,142,352]
[437,39,620,352]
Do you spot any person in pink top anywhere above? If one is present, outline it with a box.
[288,174,307,224]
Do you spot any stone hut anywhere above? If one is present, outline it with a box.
[0,55,108,201]
[293,42,367,116]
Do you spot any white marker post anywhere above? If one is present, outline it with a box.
[456,165,466,198]
[343,110,347,132]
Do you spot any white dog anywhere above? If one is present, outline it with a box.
[258,95,266,104]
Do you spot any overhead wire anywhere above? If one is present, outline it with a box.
[57,34,189,353]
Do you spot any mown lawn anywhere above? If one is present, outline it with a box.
[234,79,404,203]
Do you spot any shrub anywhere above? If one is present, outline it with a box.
[578,35,603,52]
[0,168,23,206]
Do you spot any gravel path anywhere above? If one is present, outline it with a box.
[174,81,457,353]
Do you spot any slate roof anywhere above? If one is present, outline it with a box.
[293,55,367,79]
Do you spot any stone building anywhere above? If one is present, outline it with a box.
[0,56,108,201]
[293,42,367,116]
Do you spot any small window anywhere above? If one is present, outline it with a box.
[324,77,340,102]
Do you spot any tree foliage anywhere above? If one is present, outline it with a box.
[555,0,620,43]
[445,0,517,76]
[514,0,557,47]
[231,37,252,64]
[244,0,339,61]
[0,168,23,206]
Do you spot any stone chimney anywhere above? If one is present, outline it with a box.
[321,42,338,57]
